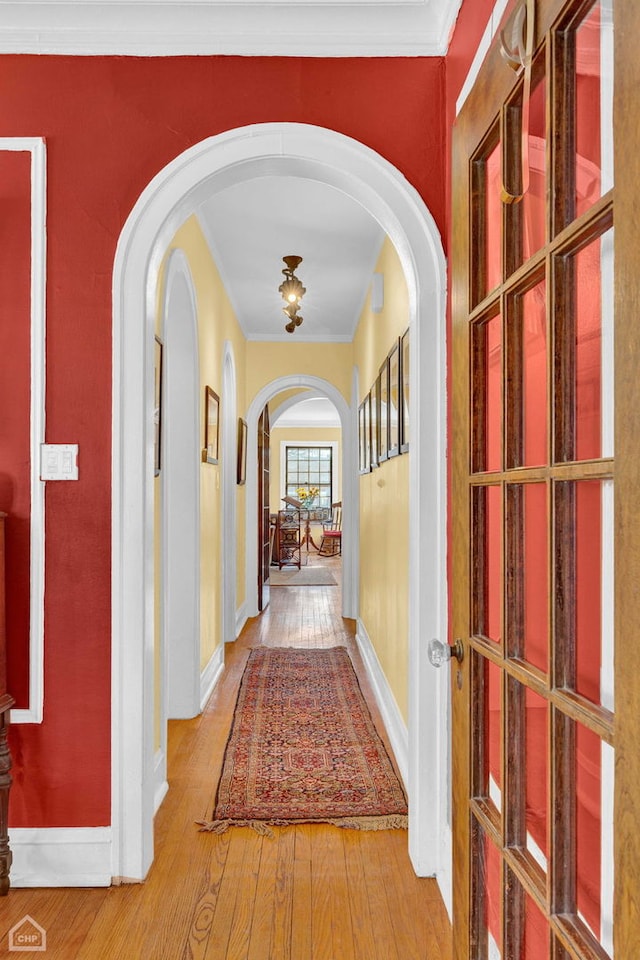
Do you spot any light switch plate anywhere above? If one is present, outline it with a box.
[40,444,79,481]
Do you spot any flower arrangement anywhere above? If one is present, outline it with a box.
[295,485,320,508]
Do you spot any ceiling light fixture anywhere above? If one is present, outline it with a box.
[279,255,306,334]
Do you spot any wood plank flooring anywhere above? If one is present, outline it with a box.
[1,555,452,959]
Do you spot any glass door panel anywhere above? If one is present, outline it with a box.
[575,1,614,217]
[473,313,503,473]
[522,74,547,260]
[525,686,549,871]
[521,279,548,467]
[523,881,550,960]
[554,226,614,464]
[472,823,503,959]
[488,658,502,813]
[554,479,614,709]
[485,141,503,296]
[522,484,548,672]
[473,485,502,645]
[574,721,614,957]
[505,482,548,671]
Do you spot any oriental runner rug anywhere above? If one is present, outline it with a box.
[198,646,407,835]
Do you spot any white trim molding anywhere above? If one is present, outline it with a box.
[235,601,249,641]
[200,644,225,712]
[162,249,201,722]
[0,137,47,725]
[153,749,168,815]
[0,0,464,57]
[356,618,408,789]
[10,828,112,888]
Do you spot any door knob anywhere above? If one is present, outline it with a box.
[428,638,464,667]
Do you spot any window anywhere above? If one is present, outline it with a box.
[285,446,333,509]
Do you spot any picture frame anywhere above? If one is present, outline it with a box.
[363,393,371,474]
[202,385,220,464]
[377,361,389,463]
[358,399,371,475]
[400,327,410,452]
[387,338,400,458]
[370,376,379,469]
[154,335,163,477]
[237,417,247,485]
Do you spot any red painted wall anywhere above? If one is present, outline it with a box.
[2,54,447,827]
[0,152,31,709]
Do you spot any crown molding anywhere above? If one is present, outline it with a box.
[0,0,463,56]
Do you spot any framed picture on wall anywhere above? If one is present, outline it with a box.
[237,417,247,485]
[400,327,410,452]
[378,361,389,463]
[202,385,220,464]
[363,393,371,474]
[358,399,370,475]
[154,335,163,477]
[370,376,379,469]
[388,338,400,458]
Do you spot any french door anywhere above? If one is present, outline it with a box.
[451,0,639,956]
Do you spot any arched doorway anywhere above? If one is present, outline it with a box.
[244,374,354,622]
[112,123,449,902]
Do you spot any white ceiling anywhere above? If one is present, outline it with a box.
[198,176,386,342]
[272,394,341,428]
[0,0,464,56]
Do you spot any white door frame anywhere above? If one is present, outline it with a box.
[111,123,449,899]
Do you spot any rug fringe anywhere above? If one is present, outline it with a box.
[196,814,407,836]
[196,819,275,837]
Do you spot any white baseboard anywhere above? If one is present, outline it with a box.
[154,748,168,815]
[9,827,112,887]
[200,643,225,711]
[235,601,248,640]
[355,618,408,788]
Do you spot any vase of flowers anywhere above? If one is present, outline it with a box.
[295,486,320,510]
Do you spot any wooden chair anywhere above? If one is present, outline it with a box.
[318,502,342,556]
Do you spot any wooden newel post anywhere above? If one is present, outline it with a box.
[0,512,14,895]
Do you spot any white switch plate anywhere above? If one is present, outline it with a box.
[40,444,79,481]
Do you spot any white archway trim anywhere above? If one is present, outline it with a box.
[244,375,356,621]
[112,123,448,896]
[162,249,201,725]
[220,341,238,645]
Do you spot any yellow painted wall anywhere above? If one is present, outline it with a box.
[167,216,247,670]
[246,342,353,411]
[153,217,247,746]
[353,236,410,721]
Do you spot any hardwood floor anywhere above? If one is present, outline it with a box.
[2,556,452,959]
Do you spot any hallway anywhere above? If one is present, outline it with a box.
[2,558,452,959]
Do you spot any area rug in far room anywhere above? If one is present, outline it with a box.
[198,646,407,835]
